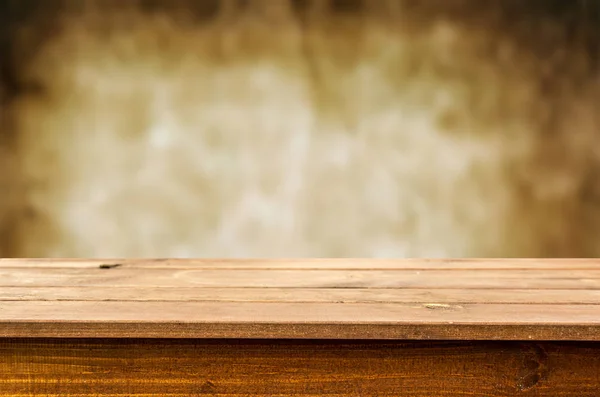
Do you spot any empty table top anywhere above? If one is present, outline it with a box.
[1,258,599,340]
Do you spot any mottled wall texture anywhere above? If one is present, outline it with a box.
[1,0,599,258]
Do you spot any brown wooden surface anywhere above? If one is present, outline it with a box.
[1,259,600,340]
[3,258,600,269]
[1,339,600,396]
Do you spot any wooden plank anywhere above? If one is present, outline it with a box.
[3,258,600,270]
[1,301,600,339]
[1,339,599,396]
[2,259,600,340]
[2,268,600,289]
[2,286,600,304]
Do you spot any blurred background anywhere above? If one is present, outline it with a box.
[0,0,599,258]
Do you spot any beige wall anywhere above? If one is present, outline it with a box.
[3,1,600,257]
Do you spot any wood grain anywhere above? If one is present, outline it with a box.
[3,286,600,304]
[2,268,600,289]
[1,259,600,340]
[2,260,600,395]
[1,339,599,396]
[3,258,600,269]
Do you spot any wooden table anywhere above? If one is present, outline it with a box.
[1,259,599,396]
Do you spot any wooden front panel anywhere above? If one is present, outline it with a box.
[1,339,599,396]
